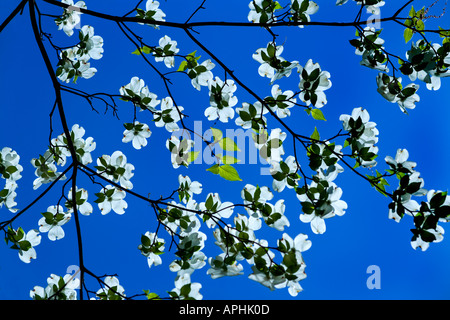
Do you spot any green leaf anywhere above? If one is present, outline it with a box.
[274,2,283,10]
[206,164,220,175]
[210,127,223,142]
[220,155,240,164]
[218,165,242,181]
[409,5,416,18]
[142,46,152,54]
[415,19,425,32]
[188,151,200,163]
[310,108,327,121]
[145,291,161,300]
[141,234,151,247]
[219,137,240,152]
[177,60,188,72]
[310,127,320,141]
[404,28,414,43]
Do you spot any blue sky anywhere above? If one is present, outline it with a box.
[1,0,450,300]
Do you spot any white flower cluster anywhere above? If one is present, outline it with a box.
[402,39,450,91]
[298,59,332,108]
[351,27,388,72]
[253,42,299,83]
[297,171,347,234]
[242,184,290,231]
[235,101,268,131]
[154,97,184,132]
[92,276,126,300]
[95,185,127,215]
[93,151,134,215]
[65,186,93,216]
[96,151,134,190]
[54,1,104,83]
[253,128,287,165]
[264,84,297,119]
[178,175,203,204]
[340,107,379,167]
[248,0,281,24]
[336,0,385,15]
[0,147,23,213]
[166,134,195,169]
[155,177,206,300]
[120,76,161,112]
[290,0,319,28]
[122,121,152,150]
[136,0,166,29]
[205,77,238,123]
[38,205,71,241]
[5,227,41,263]
[376,73,420,114]
[55,0,86,36]
[56,25,104,83]
[152,35,179,68]
[31,124,95,190]
[139,231,165,268]
[270,155,301,192]
[200,193,234,229]
[248,0,319,27]
[210,184,311,297]
[383,149,449,251]
[188,59,216,91]
[30,273,80,300]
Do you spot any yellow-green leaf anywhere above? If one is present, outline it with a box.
[310,127,320,141]
[210,127,223,142]
[311,108,327,121]
[220,155,240,164]
[177,60,188,72]
[219,137,240,152]
[207,164,220,174]
[218,165,242,181]
[404,28,413,43]
[188,151,200,163]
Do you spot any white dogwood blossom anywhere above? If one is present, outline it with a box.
[66,187,93,216]
[136,0,166,28]
[122,121,152,150]
[166,135,194,169]
[55,0,86,36]
[199,193,234,228]
[270,155,300,192]
[207,253,244,279]
[139,232,165,268]
[178,175,202,204]
[0,147,23,213]
[253,42,299,83]
[298,59,331,108]
[340,107,379,167]
[154,97,184,132]
[265,84,297,118]
[153,35,179,68]
[205,77,238,123]
[376,73,420,113]
[290,0,319,28]
[30,273,80,300]
[94,276,126,300]
[38,205,71,241]
[297,175,347,234]
[120,77,161,112]
[96,185,128,215]
[96,151,134,190]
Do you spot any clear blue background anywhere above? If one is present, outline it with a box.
[1,0,450,300]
